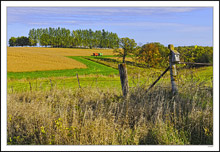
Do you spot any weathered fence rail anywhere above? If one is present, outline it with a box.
[179,62,213,66]
[145,66,170,93]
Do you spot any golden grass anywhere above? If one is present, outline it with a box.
[7,82,213,145]
[7,47,114,72]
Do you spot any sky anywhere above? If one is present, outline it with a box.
[7,7,213,47]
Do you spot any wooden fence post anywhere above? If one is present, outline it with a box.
[29,82,32,92]
[36,79,38,91]
[76,73,81,88]
[168,44,179,94]
[11,86,13,93]
[50,79,53,91]
[118,63,129,97]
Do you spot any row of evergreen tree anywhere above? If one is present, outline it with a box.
[10,27,119,49]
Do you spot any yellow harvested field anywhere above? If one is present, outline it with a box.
[7,47,114,72]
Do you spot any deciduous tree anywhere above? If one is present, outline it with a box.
[136,43,162,67]
[9,37,17,46]
[114,37,137,63]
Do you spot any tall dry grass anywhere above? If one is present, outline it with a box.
[7,80,213,145]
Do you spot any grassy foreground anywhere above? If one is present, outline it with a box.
[7,81,213,145]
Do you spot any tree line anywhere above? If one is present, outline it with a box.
[115,38,213,67]
[176,45,213,64]
[9,27,120,49]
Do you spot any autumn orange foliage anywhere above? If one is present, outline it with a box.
[136,43,162,67]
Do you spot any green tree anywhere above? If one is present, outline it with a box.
[28,28,37,46]
[176,46,213,64]
[74,29,83,47]
[36,28,43,44]
[40,34,50,47]
[9,37,17,46]
[29,38,37,46]
[82,29,89,48]
[16,36,29,47]
[153,42,169,67]
[194,46,213,63]
[101,29,107,48]
[114,37,137,63]
[111,33,119,48]
[48,27,55,47]
[71,30,77,47]
[95,30,102,48]
[60,28,70,47]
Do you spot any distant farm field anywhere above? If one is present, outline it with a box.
[7,47,114,72]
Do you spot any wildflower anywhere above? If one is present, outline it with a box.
[41,126,46,134]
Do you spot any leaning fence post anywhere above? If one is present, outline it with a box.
[168,44,180,94]
[118,63,129,97]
